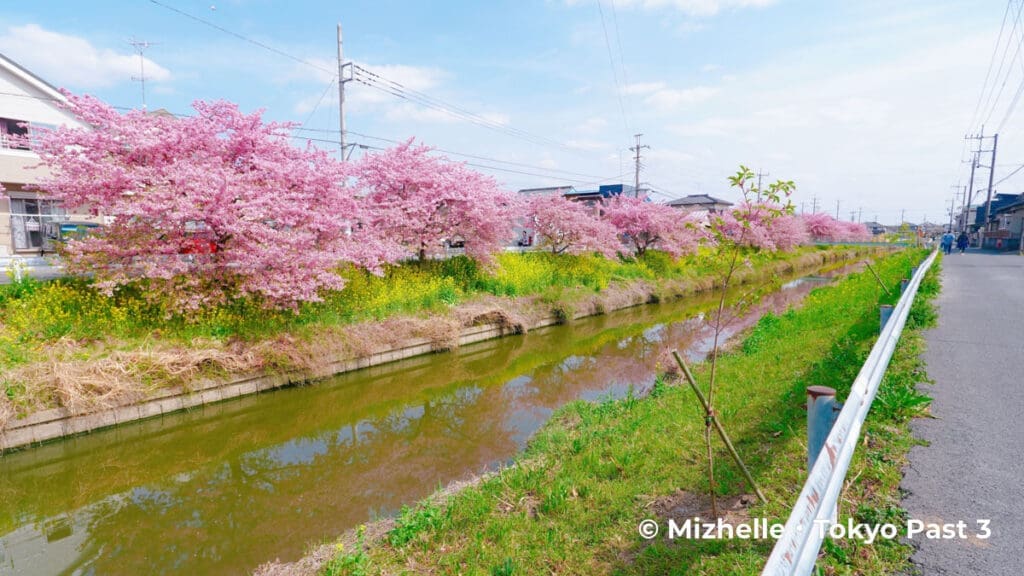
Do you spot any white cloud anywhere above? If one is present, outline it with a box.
[624,82,718,112]
[0,24,170,89]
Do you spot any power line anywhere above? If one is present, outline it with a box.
[299,76,337,130]
[993,161,1024,186]
[607,0,634,125]
[148,0,335,75]
[596,0,630,133]
[292,129,624,185]
[981,0,1024,128]
[968,0,1013,131]
[148,0,586,157]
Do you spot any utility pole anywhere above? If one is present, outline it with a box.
[337,23,347,158]
[850,211,856,222]
[835,199,840,219]
[857,207,863,223]
[982,133,999,245]
[756,169,769,200]
[949,183,964,233]
[900,209,905,226]
[630,134,649,196]
[948,194,957,232]
[128,37,157,109]
[963,152,978,232]
[811,196,819,213]
[800,202,805,215]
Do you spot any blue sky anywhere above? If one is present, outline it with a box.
[0,1,1014,224]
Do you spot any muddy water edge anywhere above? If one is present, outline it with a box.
[0,260,864,576]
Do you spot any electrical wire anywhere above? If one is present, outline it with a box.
[148,0,587,157]
[596,0,630,133]
[971,0,1016,131]
[981,0,1024,128]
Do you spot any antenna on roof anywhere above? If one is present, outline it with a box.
[128,37,159,109]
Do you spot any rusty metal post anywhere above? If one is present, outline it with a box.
[807,386,836,472]
[880,304,894,332]
[807,385,840,524]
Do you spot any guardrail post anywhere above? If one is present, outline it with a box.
[900,279,909,294]
[806,386,836,472]
[880,304,894,332]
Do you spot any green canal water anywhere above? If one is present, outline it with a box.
[0,264,856,575]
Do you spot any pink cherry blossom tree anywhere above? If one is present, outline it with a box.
[32,93,392,311]
[356,140,517,264]
[800,213,870,242]
[523,194,620,258]
[603,195,703,257]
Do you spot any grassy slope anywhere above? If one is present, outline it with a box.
[319,249,935,576]
[0,246,863,418]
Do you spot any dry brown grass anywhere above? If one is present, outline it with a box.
[0,247,883,429]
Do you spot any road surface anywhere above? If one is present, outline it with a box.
[901,250,1024,575]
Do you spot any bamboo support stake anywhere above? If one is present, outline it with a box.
[672,350,768,504]
[864,261,891,296]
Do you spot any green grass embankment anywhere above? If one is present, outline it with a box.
[1,246,870,422]
[315,248,935,576]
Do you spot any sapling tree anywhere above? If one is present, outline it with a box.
[356,139,518,264]
[32,93,393,311]
[675,166,796,517]
[524,194,620,258]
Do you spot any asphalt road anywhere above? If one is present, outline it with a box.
[901,250,1024,575]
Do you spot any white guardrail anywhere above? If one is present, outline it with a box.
[761,249,939,575]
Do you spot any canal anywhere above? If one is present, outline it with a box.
[0,263,857,575]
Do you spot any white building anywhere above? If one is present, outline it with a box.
[0,51,90,256]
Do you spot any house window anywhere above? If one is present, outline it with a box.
[0,118,30,150]
[10,198,65,251]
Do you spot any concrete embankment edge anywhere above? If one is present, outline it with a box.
[0,248,879,451]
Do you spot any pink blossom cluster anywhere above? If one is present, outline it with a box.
[800,212,872,242]
[523,194,620,258]
[603,196,706,257]
[34,93,871,312]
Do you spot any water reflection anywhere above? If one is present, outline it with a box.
[0,268,841,576]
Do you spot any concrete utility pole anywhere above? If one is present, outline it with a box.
[963,152,978,232]
[948,194,958,232]
[630,134,649,195]
[949,184,964,233]
[756,169,769,200]
[982,133,999,245]
[128,37,158,109]
[811,196,819,213]
[858,207,863,223]
[337,23,346,157]
[901,209,906,226]
[835,199,840,219]
[850,211,856,222]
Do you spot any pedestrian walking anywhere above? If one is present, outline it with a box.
[940,232,954,255]
[956,232,969,254]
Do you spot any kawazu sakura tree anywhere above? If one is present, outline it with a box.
[33,93,393,311]
[713,202,810,251]
[524,194,620,258]
[801,212,871,242]
[355,139,518,264]
[603,195,704,257]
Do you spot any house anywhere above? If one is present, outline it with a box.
[665,194,733,214]
[0,52,92,256]
[981,196,1024,250]
[518,185,576,197]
